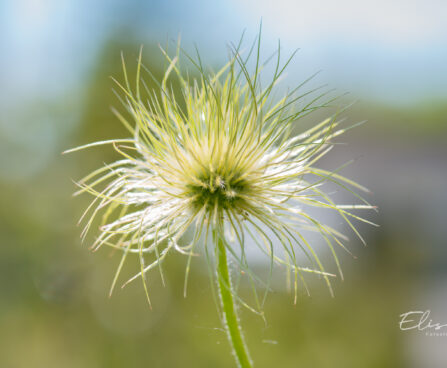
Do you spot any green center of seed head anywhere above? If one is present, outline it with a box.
[187,170,250,213]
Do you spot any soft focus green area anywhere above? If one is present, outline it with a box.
[1,18,447,368]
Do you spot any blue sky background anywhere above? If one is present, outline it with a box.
[1,0,446,107]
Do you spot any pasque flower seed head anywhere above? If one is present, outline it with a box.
[66,34,374,367]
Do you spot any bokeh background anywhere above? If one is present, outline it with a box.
[1,1,446,367]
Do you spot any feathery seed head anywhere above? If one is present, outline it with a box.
[67,36,374,306]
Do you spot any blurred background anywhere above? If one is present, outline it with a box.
[1,1,446,367]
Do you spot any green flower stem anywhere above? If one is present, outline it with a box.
[216,234,253,368]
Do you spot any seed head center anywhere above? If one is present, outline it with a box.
[187,170,249,213]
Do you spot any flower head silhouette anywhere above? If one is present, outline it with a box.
[66,35,374,368]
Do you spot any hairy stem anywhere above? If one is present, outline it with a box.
[216,234,253,368]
